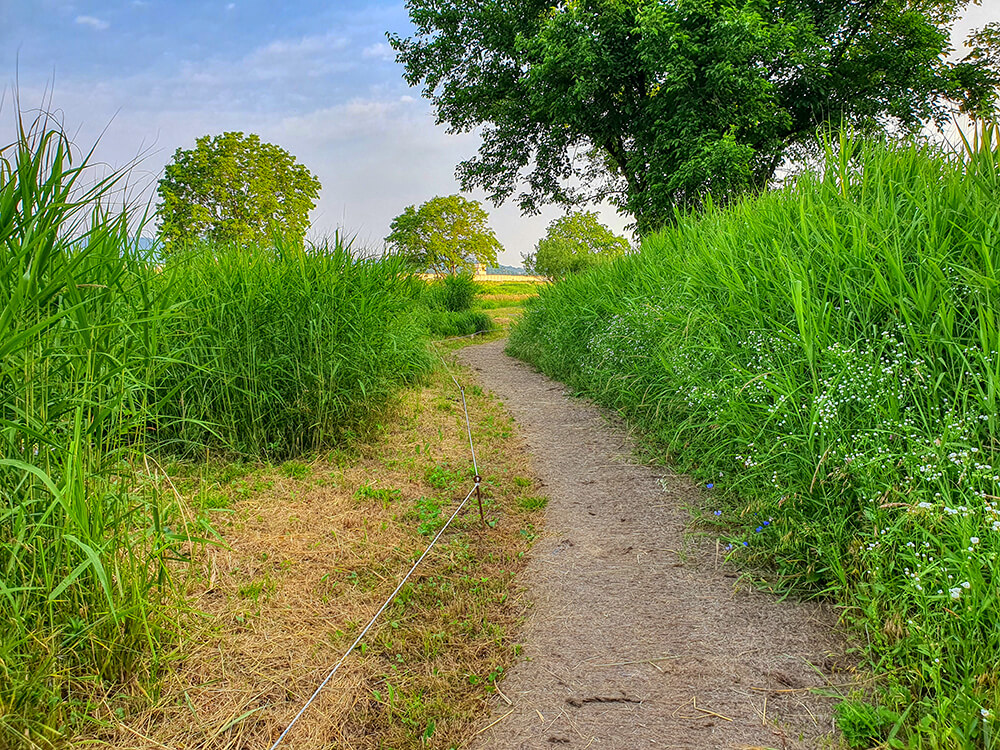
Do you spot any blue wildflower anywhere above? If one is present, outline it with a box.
[755,526,763,533]
[713,510,722,516]
[706,483,715,489]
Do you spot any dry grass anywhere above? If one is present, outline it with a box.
[82,362,544,749]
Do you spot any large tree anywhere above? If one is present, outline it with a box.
[385,194,502,274]
[525,210,630,279]
[157,132,321,249]
[391,0,1000,235]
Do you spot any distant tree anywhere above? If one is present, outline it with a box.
[391,0,1000,235]
[157,132,321,249]
[385,194,502,274]
[525,211,630,280]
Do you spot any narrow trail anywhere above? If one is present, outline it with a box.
[458,340,848,750]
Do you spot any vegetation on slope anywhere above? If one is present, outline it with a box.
[508,129,1000,747]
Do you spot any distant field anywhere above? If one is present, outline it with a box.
[475,281,542,330]
[479,280,546,296]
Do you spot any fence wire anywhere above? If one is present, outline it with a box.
[269,345,483,748]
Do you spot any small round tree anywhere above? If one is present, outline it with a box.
[385,194,502,275]
[525,211,630,280]
[157,132,321,250]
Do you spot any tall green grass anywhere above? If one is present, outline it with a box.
[417,274,495,338]
[1,114,186,746]
[509,128,1000,747]
[1,114,432,745]
[153,238,430,459]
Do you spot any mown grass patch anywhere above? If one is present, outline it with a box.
[509,129,1000,747]
[85,363,546,748]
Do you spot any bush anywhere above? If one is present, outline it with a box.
[508,129,1000,743]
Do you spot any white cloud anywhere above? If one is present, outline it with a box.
[75,15,110,31]
[362,42,394,61]
[276,96,421,143]
[236,32,353,82]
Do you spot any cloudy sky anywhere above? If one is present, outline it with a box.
[2,1,998,266]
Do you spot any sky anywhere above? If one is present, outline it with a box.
[2,1,998,267]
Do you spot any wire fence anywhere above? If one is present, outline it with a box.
[268,342,484,748]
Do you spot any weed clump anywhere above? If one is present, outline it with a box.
[418,275,495,338]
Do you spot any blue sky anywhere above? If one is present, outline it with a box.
[2,1,998,264]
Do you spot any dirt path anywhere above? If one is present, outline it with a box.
[458,340,848,750]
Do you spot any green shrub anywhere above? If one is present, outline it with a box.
[508,128,1000,742]
[834,699,901,748]
[442,273,479,311]
[422,273,481,312]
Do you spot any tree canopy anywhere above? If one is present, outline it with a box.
[385,194,502,274]
[391,0,1000,235]
[157,132,321,249]
[525,211,630,279]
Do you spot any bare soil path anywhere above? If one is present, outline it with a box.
[458,340,848,750]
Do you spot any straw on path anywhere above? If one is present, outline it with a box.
[458,340,850,749]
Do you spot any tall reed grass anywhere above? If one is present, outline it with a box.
[153,238,430,459]
[417,275,495,338]
[0,113,186,746]
[1,113,431,745]
[509,128,1000,747]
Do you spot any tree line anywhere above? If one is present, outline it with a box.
[152,1,999,269]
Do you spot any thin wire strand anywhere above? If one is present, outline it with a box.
[458,384,479,477]
[268,483,478,749]
[434,341,480,476]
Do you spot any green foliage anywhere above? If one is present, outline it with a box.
[0,113,431,745]
[392,0,1000,234]
[157,131,321,250]
[524,211,629,280]
[835,698,902,748]
[385,194,501,274]
[508,128,1000,742]
[516,496,548,512]
[417,275,493,338]
[413,496,443,536]
[440,274,479,312]
[0,114,191,745]
[421,309,495,338]
[355,483,403,509]
[154,237,431,460]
